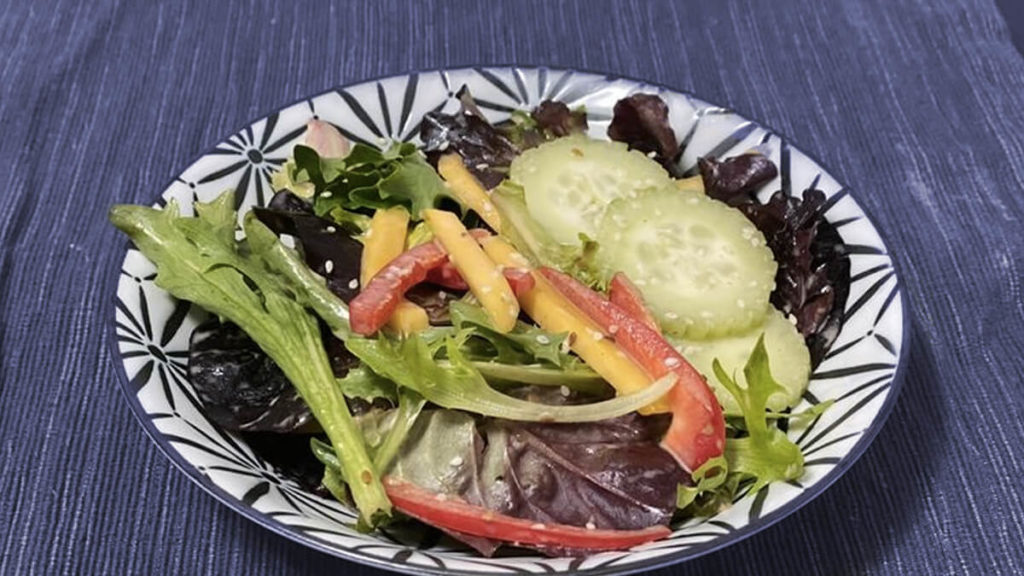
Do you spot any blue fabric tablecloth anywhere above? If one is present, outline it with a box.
[2,0,1023,574]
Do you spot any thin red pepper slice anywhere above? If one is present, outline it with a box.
[502,268,536,298]
[384,477,671,551]
[425,261,469,290]
[537,267,725,472]
[427,263,536,298]
[349,242,447,335]
[608,272,660,333]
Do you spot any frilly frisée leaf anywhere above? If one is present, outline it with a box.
[714,335,804,494]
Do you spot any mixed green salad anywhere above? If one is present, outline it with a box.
[110,88,850,556]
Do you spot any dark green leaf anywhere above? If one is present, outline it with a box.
[294,142,453,220]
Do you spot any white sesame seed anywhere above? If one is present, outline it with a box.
[321,191,333,198]
[326,225,337,233]
[585,522,597,530]
[646,150,657,158]
[664,357,681,368]
[535,335,551,345]
[475,163,489,171]
[348,278,359,290]
[608,325,619,335]
[324,260,334,273]
[531,523,546,530]
[559,385,570,397]
[449,456,464,467]
[437,141,450,151]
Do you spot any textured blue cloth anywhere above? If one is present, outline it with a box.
[2,0,1023,574]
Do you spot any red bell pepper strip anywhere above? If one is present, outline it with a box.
[502,268,535,299]
[349,226,525,335]
[425,261,469,290]
[349,242,447,335]
[537,267,725,472]
[609,272,661,333]
[384,476,671,551]
[427,263,536,298]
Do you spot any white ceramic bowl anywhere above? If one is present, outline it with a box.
[110,66,908,575]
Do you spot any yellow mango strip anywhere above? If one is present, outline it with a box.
[478,235,532,269]
[361,206,428,335]
[479,236,668,414]
[423,209,518,333]
[437,154,502,232]
[675,175,705,194]
[388,300,429,334]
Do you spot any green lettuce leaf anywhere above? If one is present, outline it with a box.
[345,331,675,423]
[715,335,805,494]
[675,455,729,510]
[241,212,353,341]
[292,142,453,220]
[335,365,397,403]
[449,300,570,367]
[109,192,390,524]
[270,157,315,198]
[410,315,610,395]
[465,361,610,396]
[372,388,427,473]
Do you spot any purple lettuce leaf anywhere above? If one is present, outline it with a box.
[420,86,519,189]
[738,189,850,366]
[607,93,683,177]
[698,154,779,205]
[253,191,363,303]
[187,321,316,433]
[384,407,684,557]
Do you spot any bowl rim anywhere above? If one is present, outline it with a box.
[106,64,912,576]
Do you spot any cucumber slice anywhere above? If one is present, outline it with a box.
[594,187,777,338]
[510,135,675,245]
[671,308,811,414]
